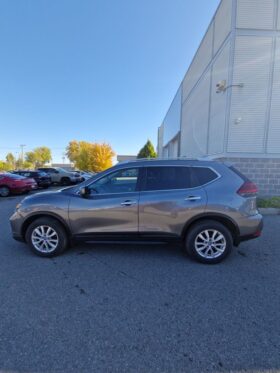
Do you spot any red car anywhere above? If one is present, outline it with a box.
[0,173,37,197]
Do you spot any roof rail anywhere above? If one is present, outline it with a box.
[118,156,215,163]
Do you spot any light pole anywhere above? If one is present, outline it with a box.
[19,144,26,163]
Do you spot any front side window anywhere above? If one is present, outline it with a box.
[89,168,139,194]
[143,167,191,191]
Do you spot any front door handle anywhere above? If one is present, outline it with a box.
[185,196,202,202]
[121,200,137,206]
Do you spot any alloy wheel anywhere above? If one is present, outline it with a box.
[31,225,59,253]
[194,229,226,259]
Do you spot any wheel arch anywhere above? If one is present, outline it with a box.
[182,213,240,245]
[21,212,71,241]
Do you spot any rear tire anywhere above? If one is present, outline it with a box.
[26,217,68,257]
[0,186,10,197]
[185,220,233,264]
[61,177,71,186]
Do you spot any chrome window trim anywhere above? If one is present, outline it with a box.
[141,165,221,192]
[77,165,221,196]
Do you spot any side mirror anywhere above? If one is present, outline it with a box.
[80,186,91,198]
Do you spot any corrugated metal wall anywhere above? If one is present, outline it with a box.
[236,0,275,30]
[180,0,233,157]
[182,23,214,102]
[158,0,280,159]
[208,41,231,154]
[228,36,273,153]
[267,38,280,153]
[162,87,182,146]
[181,71,211,157]
[214,0,232,54]
[278,2,280,29]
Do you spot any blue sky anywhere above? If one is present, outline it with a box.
[0,0,220,163]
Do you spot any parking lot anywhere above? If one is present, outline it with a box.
[0,189,280,372]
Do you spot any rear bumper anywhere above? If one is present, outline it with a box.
[236,214,263,245]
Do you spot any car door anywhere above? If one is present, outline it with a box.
[138,166,207,238]
[69,167,143,238]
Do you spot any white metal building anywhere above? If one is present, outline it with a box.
[157,0,280,195]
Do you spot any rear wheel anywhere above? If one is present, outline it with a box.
[26,217,68,257]
[61,177,71,186]
[0,186,10,197]
[185,220,233,264]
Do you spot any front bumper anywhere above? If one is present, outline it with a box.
[10,211,25,242]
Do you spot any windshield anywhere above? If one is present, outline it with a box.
[6,173,26,180]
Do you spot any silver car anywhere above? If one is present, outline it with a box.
[10,159,263,264]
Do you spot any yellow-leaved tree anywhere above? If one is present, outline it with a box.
[66,141,115,172]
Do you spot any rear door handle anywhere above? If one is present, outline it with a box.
[185,196,202,201]
[121,200,137,206]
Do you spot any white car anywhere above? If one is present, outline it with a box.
[37,167,83,185]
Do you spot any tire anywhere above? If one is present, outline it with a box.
[25,217,68,257]
[185,220,233,264]
[60,177,71,186]
[0,186,10,197]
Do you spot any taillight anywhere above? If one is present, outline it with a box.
[237,181,258,197]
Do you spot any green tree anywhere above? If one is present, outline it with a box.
[25,151,37,166]
[6,153,16,168]
[137,140,157,159]
[66,140,115,172]
[33,146,52,166]
[0,161,9,171]
[25,147,52,167]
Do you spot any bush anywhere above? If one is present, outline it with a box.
[257,197,280,208]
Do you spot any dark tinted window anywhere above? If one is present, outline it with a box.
[191,167,218,187]
[143,167,191,191]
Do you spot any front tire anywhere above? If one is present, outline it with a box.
[185,220,233,264]
[26,217,68,257]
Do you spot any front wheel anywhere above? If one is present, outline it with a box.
[185,220,233,264]
[26,217,68,257]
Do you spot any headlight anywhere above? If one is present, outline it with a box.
[15,203,22,211]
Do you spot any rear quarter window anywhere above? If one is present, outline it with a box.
[191,167,219,187]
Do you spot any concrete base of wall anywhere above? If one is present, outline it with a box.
[218,157,280,196]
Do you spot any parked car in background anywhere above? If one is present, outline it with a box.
[12,170,51,189]
[72,171,95,181]
[37,167,82,185]
[0,173,37,197]
[10,159,263,264]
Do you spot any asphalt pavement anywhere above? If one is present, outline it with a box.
[0,191,279,372]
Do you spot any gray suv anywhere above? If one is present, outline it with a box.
[10,159,263,264]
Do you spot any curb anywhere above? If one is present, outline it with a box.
[259,208,280,216]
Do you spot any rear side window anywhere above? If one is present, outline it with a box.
[191,167,218,187]
[143,167,191,191]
